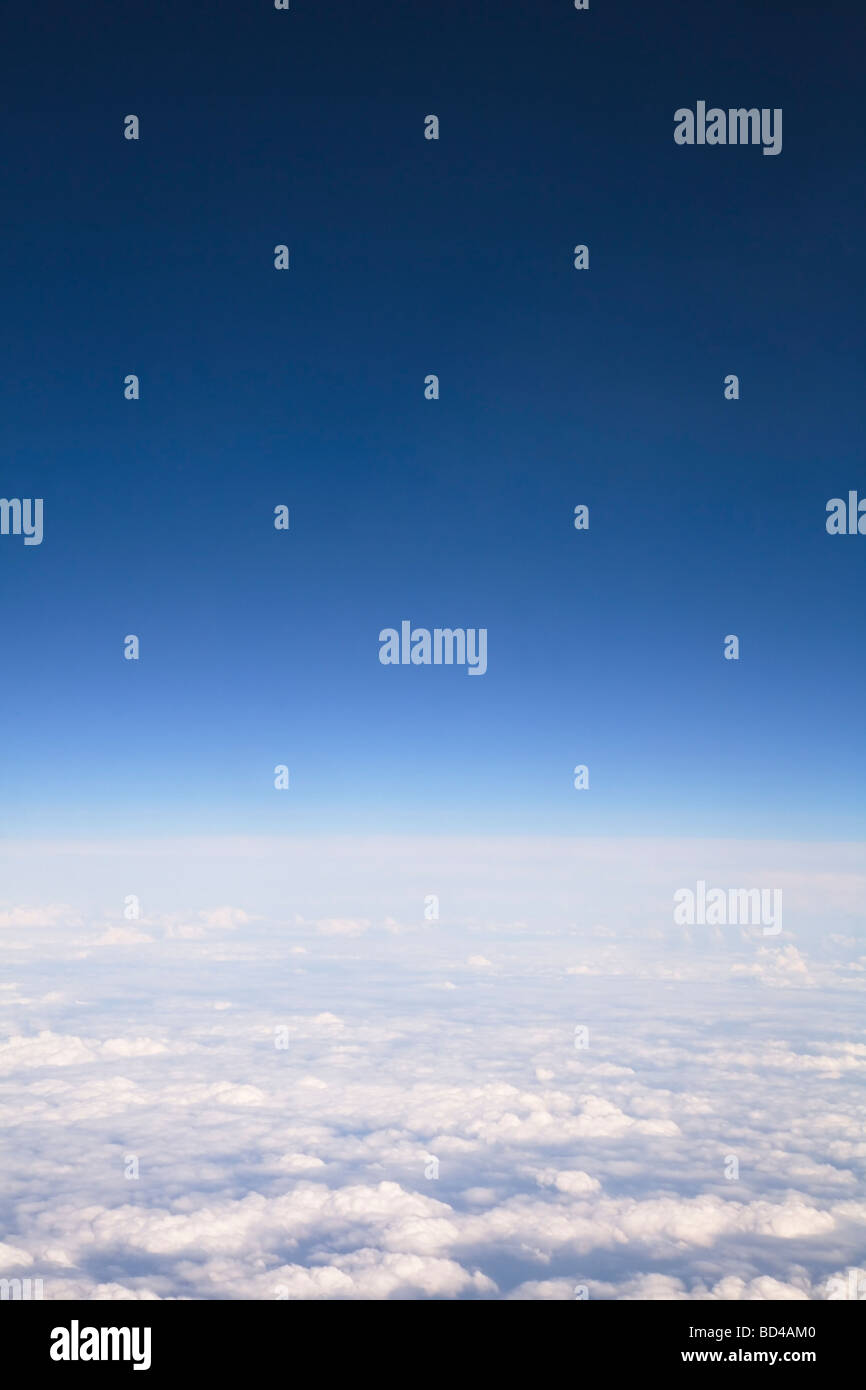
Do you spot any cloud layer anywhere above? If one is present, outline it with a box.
[0,836,864,1300]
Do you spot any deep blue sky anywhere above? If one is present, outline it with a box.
[2,0,864,838]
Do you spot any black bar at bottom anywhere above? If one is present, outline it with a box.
[3,1297,857,1376]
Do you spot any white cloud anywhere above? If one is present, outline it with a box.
[0,904,83,929]
[731,944,816,989]
[0,835,864,1299]
[92,926,155,946]
[314,919,371,937]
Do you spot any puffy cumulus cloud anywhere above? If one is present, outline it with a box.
[31,1277,167,1300]
[506,1277,578,1300]
[271,1251,496,1301]
[198,1249,495,1301]
[509,1269,864,1301]
[692,1041,866,1079]
[294,916,409,939]
[92,926,155,946]
[314,918,372,937]
[14,1175,854,1302]
[453,1190,840,1263]
[1,858,865,1300]
[535,1169,602,1196]
[822,1266,866,1300]
[0,1240,33,1270]
[167,1081,268,1108]
[576,1272,814,1301]
[375,1082,680,1149]
[277,1153,326,1174]
[706,1275,811,1301]
[0,1031,170,1075]
[731,945,816,989]
[24,1182,462,1276]
[199,908,251,930]
[100,1038,169,1060]
[161,906,253,940]
[0,904,83,929]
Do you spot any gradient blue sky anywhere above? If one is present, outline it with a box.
[2,0,864,839]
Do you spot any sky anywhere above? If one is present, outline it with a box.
[2,0,865,838]
[1,0,865,1303]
